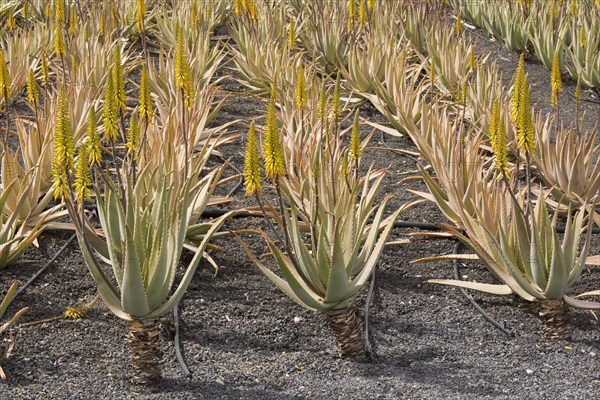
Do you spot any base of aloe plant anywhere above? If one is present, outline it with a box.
[538,299,571,340]
[326,307,368,361]
[126,318,162,393]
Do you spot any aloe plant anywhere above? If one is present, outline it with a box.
[300,1,351,74]
[238,84,410,359]
[527,13,569,72]
[534,122,600,211]
[66,164,233,391]
[0,282,28,380]
[431,186,600,339]
[0,163,57,269]
[240,166,406,360]
[55,39,234,389]
[565,16,600,88]
[361,49,428,137]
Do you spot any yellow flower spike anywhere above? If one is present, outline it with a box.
[288,17,296,50]
[342,154,349,176]
[516,75,535,154]
[102,74,118,143]
[0,50,11,103]
[99,13,105,37]
[54,22,65,59]
[455,15,462,34]
[359,0,367,28]
[45,3,51,21]
[263,85,285,179]
[579,25,587,49]
[136,0,145,33]
[455,81,468,104]
[112,46,126,111]
[51,171,69,201]
[63,306,86,320]
[295,63,307,110]
[86,109,102,166]
[175,27,186,90]
[191,0,198,28]
[73,56,80,83]
[110,3,119,25]
[27,69,39,105]
[55,0,65,24]
[489,100,509,175]
[469,48,476,71]
[182,61,194,108]
[41,52,49,87]
[126,114,140,159]
[348,0,356,31]
[174,26,195,109]
[430,61,436,85]
[52,89,74,200]
[330,73,342,122]
[244,121,262,195]
[348,111,362,160]
[317,80,328,121]
[461,81,468,105]
[138,66,154,121]
[493,110,509,177]
[311,153,320,181]
[510,54,525,124]
[575,76,581,105]
[453,87,462,104]
[235,0,243,16]
[248,0,257,21]
[69,5,77,36]
[7,10,16,30]
[74,142,92,205]
[489,100,500,147]
[550,0,558,21]
[550,50,562,107]
[61,93,75,171]
[368,0,375,12]
[570,0,578,16]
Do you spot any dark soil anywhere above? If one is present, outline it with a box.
[2,17,600,400]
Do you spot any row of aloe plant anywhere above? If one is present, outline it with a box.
[0,0,599,395]
[451,0,600,89]
[0,0,409,391]
[0,0,235,391]
[229,0,600,337]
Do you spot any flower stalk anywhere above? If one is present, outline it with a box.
[51,89,75,201]
[348,111,362,178]
[175,27,194,179]
[0,50,10,147]
[136,0,148,58]
[550,49,562,135]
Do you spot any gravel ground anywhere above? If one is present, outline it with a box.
[2,12,600,400]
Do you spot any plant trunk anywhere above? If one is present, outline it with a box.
[126,318,162,393]
[538,299,571,340]
[326,307,367,361]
